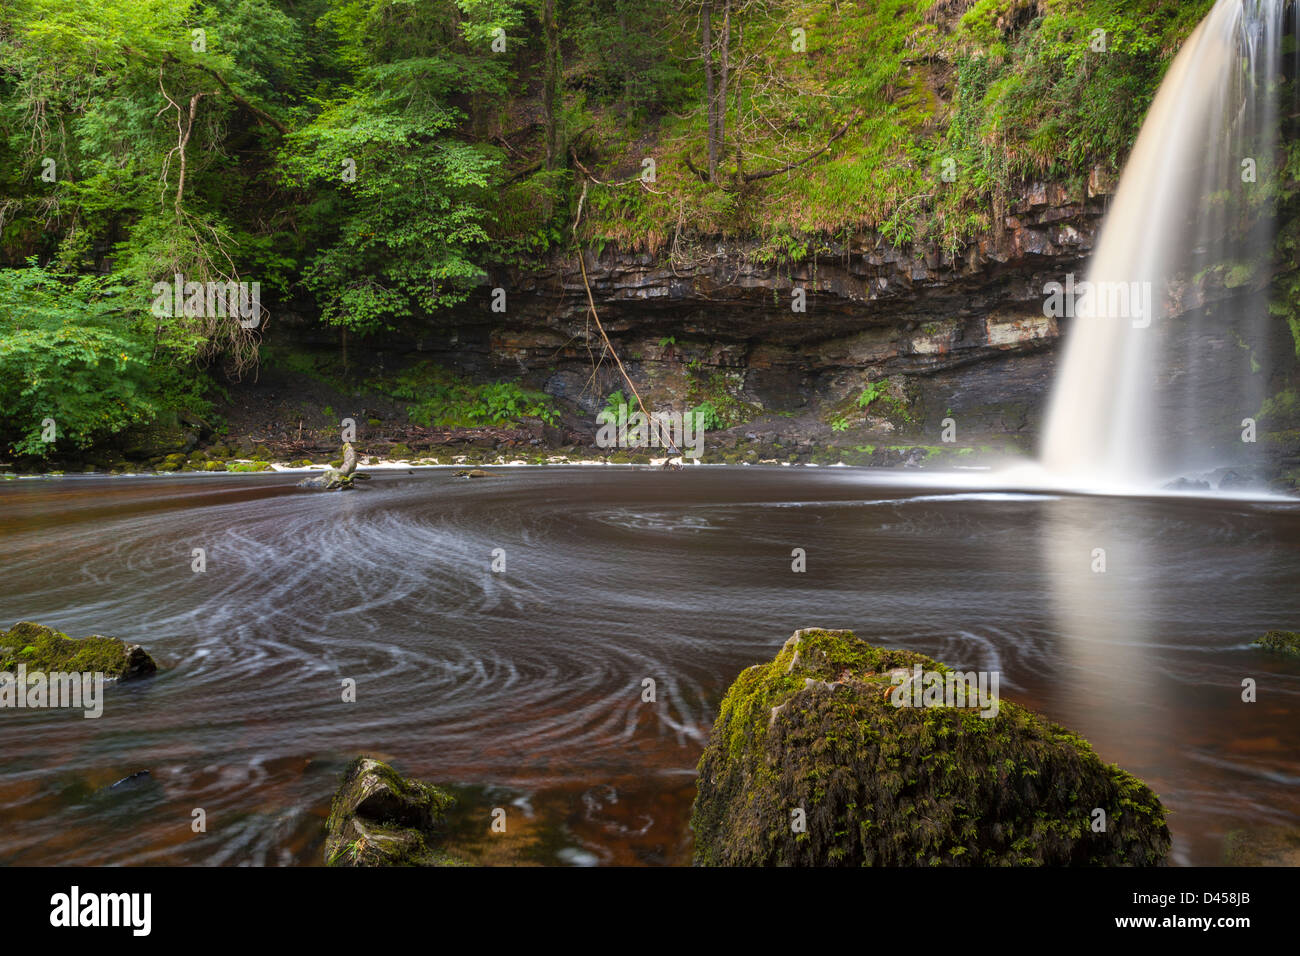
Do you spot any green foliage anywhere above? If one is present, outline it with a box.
[1258,389,1299,425]
[565,0,686,118]
[577,0,1213,253]
[0,263,162,456]
[281,56,500,331]
[690,401,723,433]
[685,366,757,430]
[831,378,913,428]
[1271,141,1300,358]
[485,168,572,261]
[857,381,890,409]
[602,389,629,418]
[374,365,559,427]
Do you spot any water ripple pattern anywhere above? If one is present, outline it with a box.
[1,467,1298,865]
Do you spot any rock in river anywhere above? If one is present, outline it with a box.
[0,622,157,679]
[324,757,463,866]
[691,628,1171,866]
[1252,630,1300,657]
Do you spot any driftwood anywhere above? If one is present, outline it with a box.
[297,442,358,491]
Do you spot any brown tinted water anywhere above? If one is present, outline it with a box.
[1,467,1298,865]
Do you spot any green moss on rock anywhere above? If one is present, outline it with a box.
[1252,630,1300,657]
[691,628,1170,866]
[324,757,463,867]
[0,622,157,679]
[116,420,196,460]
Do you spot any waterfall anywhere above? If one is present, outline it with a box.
[1038,0,1296,491]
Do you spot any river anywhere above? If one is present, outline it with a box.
[2,466,1297,865]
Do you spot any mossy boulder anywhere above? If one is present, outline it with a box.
[0,622,157,679]
[1252,630,1300,657]
[691,628,1170,866]
[324,757,463,867]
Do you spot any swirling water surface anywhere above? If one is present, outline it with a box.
[1,467,1297,865]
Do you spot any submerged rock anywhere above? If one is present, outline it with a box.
[691,628,1171,866]
[1163,476,1212,492]
[87,769,166,812]
[1252,630,1300,657]
[324,757,463,867]
[0,622,157,679]
[109,769,152,789]
[1217,470,1261,490]
[298,442,358,491]
[1224,825,1300,865]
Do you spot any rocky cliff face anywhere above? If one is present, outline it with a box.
[253,168,1293,473]
[399,176,1123,447]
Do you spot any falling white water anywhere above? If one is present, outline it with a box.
[1039,0,1295,492]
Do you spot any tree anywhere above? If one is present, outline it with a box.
[283,0,503,334]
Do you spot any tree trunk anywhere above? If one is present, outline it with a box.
[703,1,717,182]
[542,0,561,171]
[718,0,730,175]
[619,2,632,115]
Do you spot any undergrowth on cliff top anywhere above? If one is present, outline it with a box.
[577,0,1216,258]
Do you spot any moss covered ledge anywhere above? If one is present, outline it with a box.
[690,628,1171,866]
[0,621,157,679]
